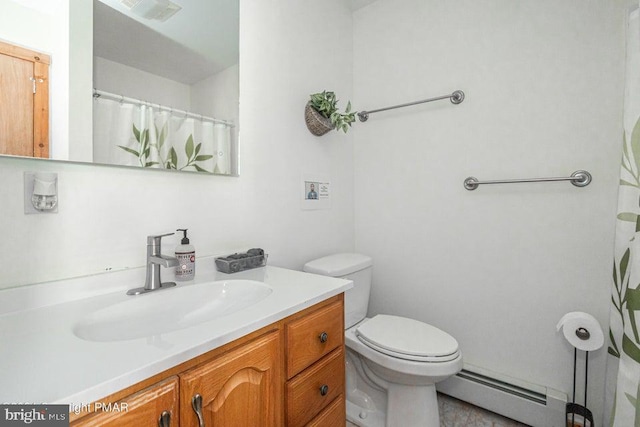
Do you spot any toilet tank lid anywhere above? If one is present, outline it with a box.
[303,253,372,277]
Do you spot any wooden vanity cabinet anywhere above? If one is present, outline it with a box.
[70,294,344,427]
[69,377,178,427]
[284,299,346,427]
[179,330,282,427]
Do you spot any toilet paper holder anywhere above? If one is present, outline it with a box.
[575,327,590,340]
[557,313,602,427]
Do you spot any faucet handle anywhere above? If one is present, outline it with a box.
[147,232,175,247]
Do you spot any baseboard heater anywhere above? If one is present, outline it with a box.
[436,364,567,427]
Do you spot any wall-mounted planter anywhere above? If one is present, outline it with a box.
[304,102,334,136]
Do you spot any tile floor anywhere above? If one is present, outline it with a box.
[346,393,530,427]
[438,394,529,426]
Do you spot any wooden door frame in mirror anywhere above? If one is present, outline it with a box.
[0,39,50,158]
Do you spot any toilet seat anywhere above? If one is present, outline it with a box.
[355,315,460,362]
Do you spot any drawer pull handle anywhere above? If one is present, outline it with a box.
[319,332,328,343]
[192,394,205,427]
[158,411,171,427]
[320,384,329,396]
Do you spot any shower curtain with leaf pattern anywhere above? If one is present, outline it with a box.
[93,97,231,174]
[607,5,640,426]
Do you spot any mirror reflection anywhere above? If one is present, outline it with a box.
[0,0,239,175]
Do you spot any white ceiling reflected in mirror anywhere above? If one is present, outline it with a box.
[0,0,239,175]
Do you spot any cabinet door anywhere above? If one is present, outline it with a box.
[180,330,281,427]
[70,377,179,427]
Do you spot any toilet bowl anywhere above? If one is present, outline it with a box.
[304,253,463,427]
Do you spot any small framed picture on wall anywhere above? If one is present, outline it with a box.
[302,175,331,210]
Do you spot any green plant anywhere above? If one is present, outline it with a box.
[309,91,356,133]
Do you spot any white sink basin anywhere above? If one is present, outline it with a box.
[73,280,272,342]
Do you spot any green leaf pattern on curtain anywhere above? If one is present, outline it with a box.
[610,116,640,426]
[119,123,213,173]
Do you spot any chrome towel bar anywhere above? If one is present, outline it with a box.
[357,90,465,122]
[463,170,592,191]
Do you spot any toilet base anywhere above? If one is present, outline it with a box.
[387,383,439,427]
[346,384,440,427]
[346,347,443,427]
[346,399,385,427]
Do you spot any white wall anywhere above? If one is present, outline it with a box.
[191,64,240,174]
[352,0,625,422]
[94,56,192,111]
[191,64,239,122]
[0,0,354,288]
[0,0,52,51]
[67,0,93,162]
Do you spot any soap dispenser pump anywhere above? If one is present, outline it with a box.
[175,228,195,281]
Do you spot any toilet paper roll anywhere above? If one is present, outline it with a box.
[556,312,604,352]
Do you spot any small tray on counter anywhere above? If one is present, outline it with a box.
[215,248,267,274]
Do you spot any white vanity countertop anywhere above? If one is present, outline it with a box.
[0,259,352,406]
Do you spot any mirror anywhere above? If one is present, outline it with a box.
[0,0,239,175]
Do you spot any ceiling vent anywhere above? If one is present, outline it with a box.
[120,0,182,22]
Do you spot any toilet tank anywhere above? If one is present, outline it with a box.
[303,253,373,329]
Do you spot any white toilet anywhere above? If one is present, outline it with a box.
[304,253,463,427]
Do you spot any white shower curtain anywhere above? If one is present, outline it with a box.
[606,4,640,426]
[93,97,231,174]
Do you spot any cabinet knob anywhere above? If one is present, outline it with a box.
[320,384,329,396]
[319,332,328,343]
[158,411,171,427]
[191,394,205,427]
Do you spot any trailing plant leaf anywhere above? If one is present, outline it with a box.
[117,145,140,157]
[133,124,141,142]
[612,250,630,337]
[193,164,210,173]
[625,287,640,343]
[610,328,621,358]
[622,248,631,286]
[169,147,178,168]
[623,333,640,364]
[144,161,159,167]
[631,118,640,177]
[195,155,214,161]
[185,135,194,160]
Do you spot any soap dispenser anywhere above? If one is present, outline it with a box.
[175,228,195,281]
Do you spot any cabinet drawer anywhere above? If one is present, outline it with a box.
[286,299,343,378]
[306,395,345,427]
[71,377,178,427]
[286,348,345,427]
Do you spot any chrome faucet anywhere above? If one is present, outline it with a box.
[127,233,179,295]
